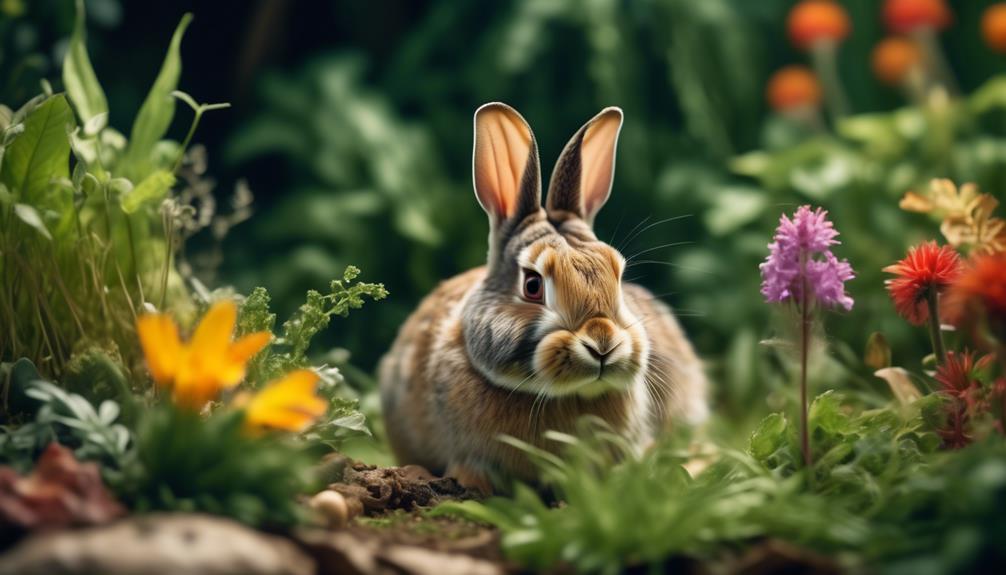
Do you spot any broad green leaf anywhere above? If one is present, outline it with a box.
[121,14,193,179]
[748,413,787,461]
[809,391,849,436]
[121,169,175,213]
[63,0,108,124]
[0,95,73,203]
[13,203,52,240]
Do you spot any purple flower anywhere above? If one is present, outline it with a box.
[760,205,854,310]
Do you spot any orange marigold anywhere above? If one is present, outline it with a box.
[787,0,851,49]
[766,66,822,111]
[872,37,922,85]
[982,3,1006,53]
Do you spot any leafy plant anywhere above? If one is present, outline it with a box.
[0,358,130,473]
[121,405,315,528]
[434,392,967,574]
[0,1,224,383]
[235,267,387,448]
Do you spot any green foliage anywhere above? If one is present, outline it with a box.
[0,359,130,473]
[62,0,108,126]
[0,2,225,381]
[120,14,191,182]
[234,269,386,449]
[436,394,997,574]
[121,405,316,528]
[1,94,73,205]
[237,266,388,385]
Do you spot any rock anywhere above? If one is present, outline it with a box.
[295,528,504,575]
[0,443,126,541]
[0,513,314,575]
[381,545,503,575]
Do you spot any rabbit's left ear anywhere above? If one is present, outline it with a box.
[546,107,623,226]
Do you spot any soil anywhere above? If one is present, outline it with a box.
[300,456,512,573]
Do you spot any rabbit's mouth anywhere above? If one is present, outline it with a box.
[529,329,644,397]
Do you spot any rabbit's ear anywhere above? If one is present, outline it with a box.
[546,107,623,226]
[473,103,541,226]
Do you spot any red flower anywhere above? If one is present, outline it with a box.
[883,241,962,325]
[947,253,1006,339]
[934,350,991,449]
[883,0,952,34]
[934,350,991,398]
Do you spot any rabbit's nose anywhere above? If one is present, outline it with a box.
[582,339,620,363]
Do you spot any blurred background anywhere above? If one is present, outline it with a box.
[4,0,1006,431]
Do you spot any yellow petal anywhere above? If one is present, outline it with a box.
[899,191,933,214]
[190,301,238,356]
[231,332,271,361]
[243,369,327,433]
[136,314,183,386]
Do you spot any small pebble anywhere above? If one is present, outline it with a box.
[310,490,349,529]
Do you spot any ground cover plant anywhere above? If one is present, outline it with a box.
[2,1,1006,574]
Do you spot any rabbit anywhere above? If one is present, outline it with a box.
[378,103,708,493]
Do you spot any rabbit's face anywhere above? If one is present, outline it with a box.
[464,215,648,398]
[520,227,647,396]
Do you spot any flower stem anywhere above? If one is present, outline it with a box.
[810,41,849,123]
[926,290,946,365]
[800,275,813,471]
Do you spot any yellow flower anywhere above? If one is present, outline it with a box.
[137,301,271,410]
[239,369,327,433]
[900,179,1006,255]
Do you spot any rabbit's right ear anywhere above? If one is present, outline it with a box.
[473,103,541,227]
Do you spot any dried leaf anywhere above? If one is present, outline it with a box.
[875,367,923,405]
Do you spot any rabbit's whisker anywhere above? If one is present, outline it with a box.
[625,241,693,263]
[615,216,651,252]
[617,214,693,252]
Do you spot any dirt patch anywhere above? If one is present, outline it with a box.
[297,456,510,574]
[326,457,478,514]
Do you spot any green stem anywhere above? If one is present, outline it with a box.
[912,27,959,98]
[799,253,813,473]
[800,288,812,471]
[810,41,849,123]
[926,290,946,365]
[172,108,203,174]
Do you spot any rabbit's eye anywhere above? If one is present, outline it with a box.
[522,270,544,302]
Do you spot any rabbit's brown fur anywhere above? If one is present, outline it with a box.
[378,104,707,492]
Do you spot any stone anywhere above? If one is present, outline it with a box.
[0,513,314,575]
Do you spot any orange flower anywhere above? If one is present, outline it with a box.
[883,241,962,325]
[872,37,922,85]
[947,253,1006,340]
[239,369,327,433]
[983,4,1006,53]
[883,0,952,34]
[787,0,851,50]
[137,301,271,410]
[766,66,822,111]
